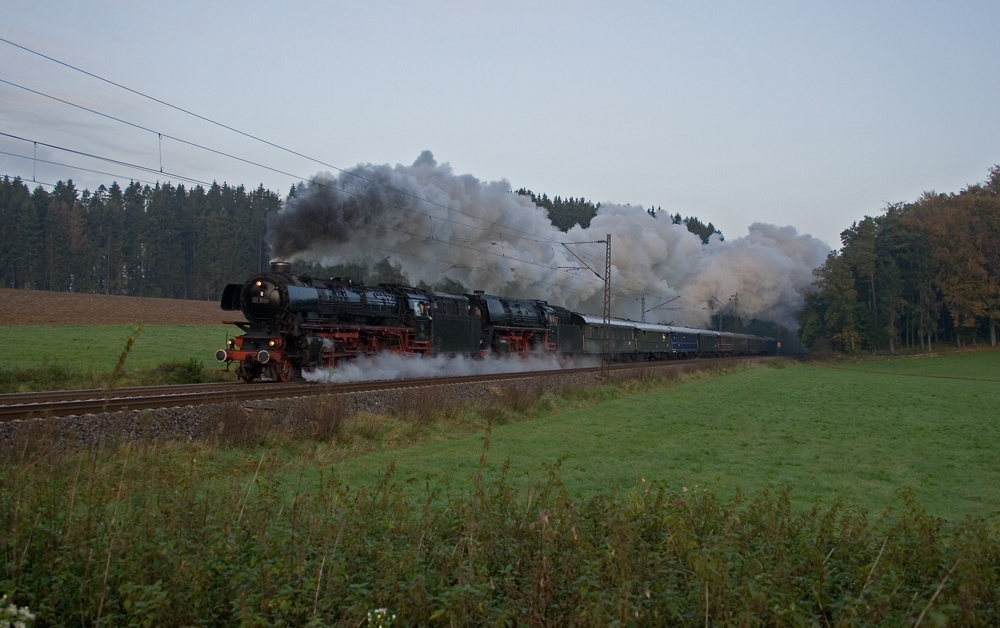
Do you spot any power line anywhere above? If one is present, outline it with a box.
[0,148,163,188]
[0,132,213,187]
[0,36,571,250]
[3,43,669,285]
[1,173,57,189]
[0,73,585,265]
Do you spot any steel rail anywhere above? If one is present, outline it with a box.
[0,368,592,421]
[0,357,759,422]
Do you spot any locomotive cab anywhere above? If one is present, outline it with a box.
[409,296,432,342]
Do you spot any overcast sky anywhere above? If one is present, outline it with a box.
[2,0,998,252]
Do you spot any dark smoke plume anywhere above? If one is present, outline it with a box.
[266,151,831,328]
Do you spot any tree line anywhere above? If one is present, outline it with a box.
[0,177,728,303]
[515,189,723,243]
[11,167,996,355]
[0,177,276,301]
[797,166,1000,352]
[515,188,600,231]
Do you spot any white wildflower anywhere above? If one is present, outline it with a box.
[367,607,397,628]
[0,595,35,628]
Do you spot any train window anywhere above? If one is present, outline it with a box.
[410,299,430,318]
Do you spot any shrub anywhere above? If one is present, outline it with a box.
[3,450,998,626]
[153,358,206,384]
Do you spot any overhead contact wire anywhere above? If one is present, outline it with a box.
[0,36,568,249]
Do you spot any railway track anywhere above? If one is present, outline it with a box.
[0,366,595,421]
[0,358,761,422]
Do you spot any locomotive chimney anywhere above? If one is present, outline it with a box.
[270,261,292,274]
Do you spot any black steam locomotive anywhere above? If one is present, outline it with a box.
[217,261,775,382]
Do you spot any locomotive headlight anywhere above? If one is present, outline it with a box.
[256,280,262,287]
[227,339,234,346]
[268,340,276,347]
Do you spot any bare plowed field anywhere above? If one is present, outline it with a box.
[0,289,245,326]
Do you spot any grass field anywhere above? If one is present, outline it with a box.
[319,352,1000,519]
[4,353,1000,625]
[0,324,236,370]
[2,335,996,519]
[834,348,1000,379]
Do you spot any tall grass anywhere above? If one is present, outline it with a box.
[3,358,1000,625]
[2,435,998,626]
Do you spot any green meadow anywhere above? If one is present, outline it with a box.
[0,324,235,370]
[323,352,1000,519]
[834,349,1000,379]
[0,324,238,390]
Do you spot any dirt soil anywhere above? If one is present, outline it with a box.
[0,288,246,326]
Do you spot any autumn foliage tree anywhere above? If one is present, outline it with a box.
[798,166,1000,352]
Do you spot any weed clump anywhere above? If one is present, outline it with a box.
[398,387,442,430]
[292,393,348,441]
[479,382,544,425]
[3,359,1000,624]
[155,358,207,384]
[0,362,78,393]
[2,444,998,626]
[211,401,270,448]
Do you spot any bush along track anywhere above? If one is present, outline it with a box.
[2,432,999,627]
[2,359,999,625]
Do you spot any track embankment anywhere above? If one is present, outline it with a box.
[0,359,764,446]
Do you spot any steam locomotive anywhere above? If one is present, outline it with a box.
[217,261,776,382]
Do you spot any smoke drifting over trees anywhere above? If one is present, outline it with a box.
[266,151,831,328]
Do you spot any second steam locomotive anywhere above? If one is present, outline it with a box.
[217,261,775,382]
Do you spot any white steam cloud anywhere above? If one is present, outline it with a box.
[302,352,597,383]
[266,151,831,328]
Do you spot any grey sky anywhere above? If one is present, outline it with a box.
[2,0,998,251]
